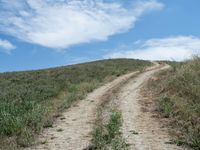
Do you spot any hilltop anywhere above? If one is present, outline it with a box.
[0,59,151,149]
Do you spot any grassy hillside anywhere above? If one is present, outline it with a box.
[0,59,151,149]
[151,57,200,149]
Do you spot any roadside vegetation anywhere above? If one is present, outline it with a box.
[151,57,200,149]
[0,59,151,149]
[92,110,128,150]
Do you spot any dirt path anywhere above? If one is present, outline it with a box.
[26,70,139,150]
[27,63,185,150]
[118,64,186,150]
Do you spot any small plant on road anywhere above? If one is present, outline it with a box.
[92,110,128,150]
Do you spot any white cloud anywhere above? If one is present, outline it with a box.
[0,39,16,53]
[0,0,163,49]
[105,36,200,61]
[133,0,164,16]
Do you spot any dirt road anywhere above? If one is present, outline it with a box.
[27,64,184,150]
[118,65,185,150]
[27,70,139,150]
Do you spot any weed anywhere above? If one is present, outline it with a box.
[130,130,139,135]
[159,96,174,117]
[56,128,64,132]
[40,140,47,145]
[92,110,128,150]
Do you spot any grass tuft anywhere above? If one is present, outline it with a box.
[92,110,128,150]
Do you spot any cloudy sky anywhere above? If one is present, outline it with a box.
[0,0,200,72]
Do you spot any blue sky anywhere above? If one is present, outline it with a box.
[0,0,200,72]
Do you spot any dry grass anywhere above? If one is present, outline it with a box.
[150,57,200,149]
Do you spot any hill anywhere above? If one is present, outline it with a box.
[150,57,200,149]
[0,59,152,149]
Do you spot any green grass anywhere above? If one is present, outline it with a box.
[151,57,200,149]
[92,110,128,150]
[0,59,151,149]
